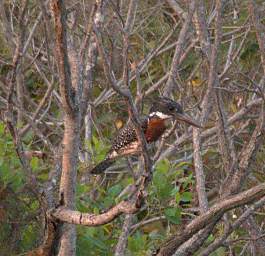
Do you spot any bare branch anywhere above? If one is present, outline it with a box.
[115,214,134,256]
[51,0,75,115]
[156,183,265,256]
[223,108,264,196]
[200,196,265,256]
[249,1,265,74]
[159,98,263,161]
[51,200,139,226]
[163,0,196,96]
[166,0,187,20]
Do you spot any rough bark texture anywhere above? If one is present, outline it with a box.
[51,1,80,255]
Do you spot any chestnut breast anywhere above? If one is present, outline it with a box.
[145,117,167,143]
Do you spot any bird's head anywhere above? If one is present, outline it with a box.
[149,97,201,128]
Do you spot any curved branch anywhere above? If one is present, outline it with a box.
[51,200,140,227]
[156,183,265,256]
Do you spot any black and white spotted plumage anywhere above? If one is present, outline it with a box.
[89,97,201,174]
[90,119,148,174]
[108,118,148,157]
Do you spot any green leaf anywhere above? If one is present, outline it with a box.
[181,192,192,202]
[207,234,215,243]
[170,186,179,196]
[102,184,123,208]
[156,159,170,173]
[107,184,122,197]
[128,231,147,252]
[83,229,108,251]
[240,42,258,60]
[30,157,39,172]
[164,207,181,224]
[76,183,88,195]
[92,136,101,152]
[11,174,24,190]
[0,122,4,134]
[153,170,172,200]
[175,192,181,204]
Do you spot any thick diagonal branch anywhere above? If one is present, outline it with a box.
[156,183,265,256]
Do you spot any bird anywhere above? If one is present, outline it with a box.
[90,97,201,174]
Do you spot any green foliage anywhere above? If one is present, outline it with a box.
[164,207,181,224]
[209,247,226,256]
[102,184,123,208]
[1,0,265,255]
[240,41,259,61]
[86,135,109,163]
[77,226,114,256]
[0,122,43,254]
[153,160,173,200]
[0,122,24,190]
[30,156,39,172]
[128,231,148,255]
[239,37,261,70]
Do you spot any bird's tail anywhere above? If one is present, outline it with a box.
[90,157,115,174]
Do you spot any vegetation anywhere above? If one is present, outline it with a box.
[0,0,265,255]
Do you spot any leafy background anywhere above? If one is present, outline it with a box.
[0,0,265,255]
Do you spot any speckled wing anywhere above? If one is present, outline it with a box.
[107,117,148,159]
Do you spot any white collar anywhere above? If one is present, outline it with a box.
[149,111,171,119]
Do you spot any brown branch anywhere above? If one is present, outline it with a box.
[175,100,264,255]
[156,183,265,256]
[159,98,263,161]
[214,2,238,179]
[215,89,237,175]
[93,22,180,107]
[172,2,227,254]
[175,224,216,256]
[242,215,265,254]
[51,0,75,116]
[163,0,196,96]
[199,196,265,256]
[114,214,134,256]
[80,2,104,118]
[51,1,82,255]
[193,0,211,58]
[20,79,54,137]
[249,1,265,74]
[51,200,140,226]
[114,2,140,253]
[192,0,224,216]
[222,107,264,196]
[166,0,187,20]
[79,3,97,62]
[4,0,39,191]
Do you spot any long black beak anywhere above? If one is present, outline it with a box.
[174,112,202,128]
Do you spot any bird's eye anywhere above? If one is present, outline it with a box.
[168,105,175,111]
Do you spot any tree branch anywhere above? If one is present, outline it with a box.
[51,200,140,226]
[51,0,75,116]
[163,0,196,96]
[156,183,265,256]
